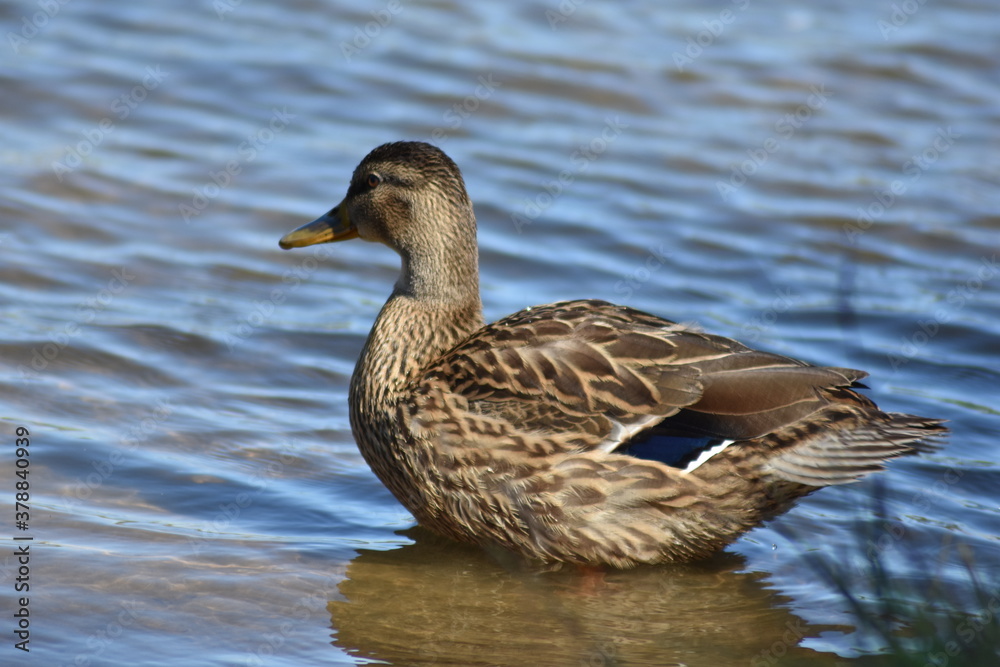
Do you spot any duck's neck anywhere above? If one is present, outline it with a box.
[353,291,483,400]
[350,226,484,412]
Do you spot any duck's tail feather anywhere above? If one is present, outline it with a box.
[695,407,947,490]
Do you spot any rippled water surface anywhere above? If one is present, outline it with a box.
[2,1,999,665]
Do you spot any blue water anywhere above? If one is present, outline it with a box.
[2,1,998,665]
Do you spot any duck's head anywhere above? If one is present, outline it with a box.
[279,141,475,259]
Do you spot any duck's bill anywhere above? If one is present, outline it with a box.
[279,204,358,249]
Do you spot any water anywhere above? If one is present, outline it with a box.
[2,1,999,664]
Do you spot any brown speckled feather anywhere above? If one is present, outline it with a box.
[279,141,946,567]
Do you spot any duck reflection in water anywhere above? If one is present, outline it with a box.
[328,527,847,667]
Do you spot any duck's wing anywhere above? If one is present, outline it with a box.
[412,299,871,463]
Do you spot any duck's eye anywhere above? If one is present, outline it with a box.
[366,173,381,188]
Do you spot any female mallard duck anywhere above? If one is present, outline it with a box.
[279,141,945,567]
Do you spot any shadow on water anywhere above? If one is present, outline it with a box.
[783,482,1000,667]
[328,527,847,667]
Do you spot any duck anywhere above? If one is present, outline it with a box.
[279,141,945,567]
